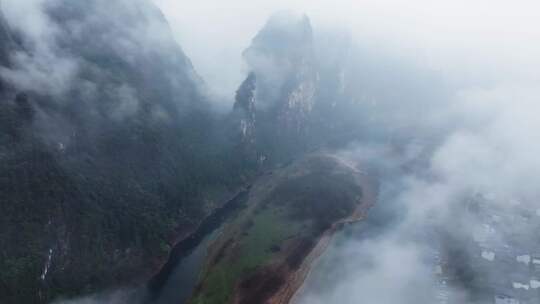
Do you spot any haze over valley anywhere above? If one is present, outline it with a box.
[1,1,539,304]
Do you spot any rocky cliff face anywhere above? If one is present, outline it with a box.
[234,72,257,145]
[233,13,427,155]
[233,13,318,162]
[0,11,14,66]
[0,8,18,93]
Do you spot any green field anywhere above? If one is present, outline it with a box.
[192,206,306,304]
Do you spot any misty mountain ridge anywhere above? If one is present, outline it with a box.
[0,1,460,304]
[0,1,366,303]
[0,0,244,302]
[233,12,317,162]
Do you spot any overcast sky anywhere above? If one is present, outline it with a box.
[152,0,540,99]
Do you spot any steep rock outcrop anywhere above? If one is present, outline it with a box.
[233,72,257,145]
[233,13,318,162]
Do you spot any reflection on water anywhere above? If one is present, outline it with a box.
[153,229,220,304]
[148,189,249,304]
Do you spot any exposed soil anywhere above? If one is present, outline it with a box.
[237,269,286,304]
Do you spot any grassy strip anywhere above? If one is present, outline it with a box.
[192,207,304,304]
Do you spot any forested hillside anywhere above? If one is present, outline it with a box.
[0,1,250,303]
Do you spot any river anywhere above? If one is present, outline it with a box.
[146,188,250,304]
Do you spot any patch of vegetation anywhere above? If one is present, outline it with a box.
[0,96,255,304]
[192,207,305,304]
[268,170,362,230]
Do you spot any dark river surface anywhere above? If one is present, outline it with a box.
[146,188,250,304]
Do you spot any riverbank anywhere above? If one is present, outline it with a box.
[147,186,251,300]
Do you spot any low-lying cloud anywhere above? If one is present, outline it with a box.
[3,0,540,303]
[153,0,540,99]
